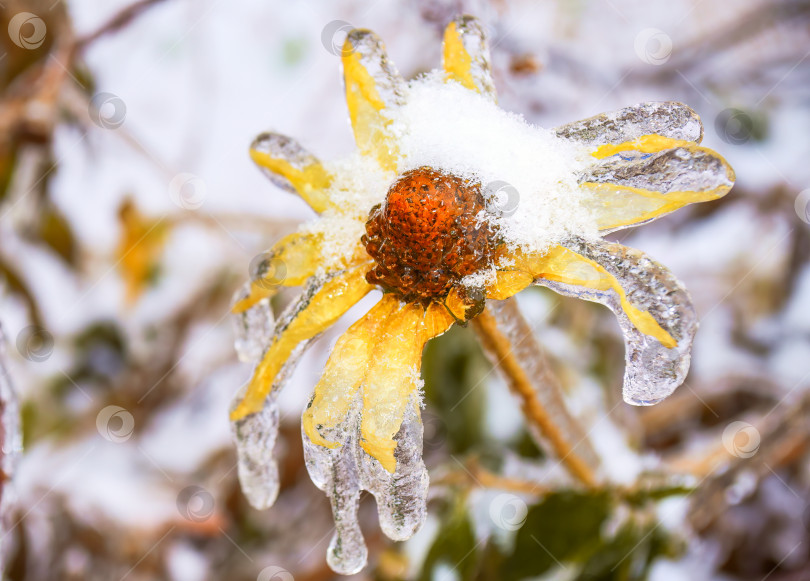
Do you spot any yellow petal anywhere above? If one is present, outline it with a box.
[590,134,695,159]
[230,266,374,421]
[442,16,496,100]
[233,233,370,314]
[424,300,456,336]
[342,30,404,172]
[443,286,485,323]
[583,137,735,231]
[250,133,332,213]
[487,269,533,300]
[303,294,401,448]
[521,245,676,348]
[360,303,453,472]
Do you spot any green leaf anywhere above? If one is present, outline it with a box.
[575,521,679,581]
[419,496,480,581]
[502,490,613,580]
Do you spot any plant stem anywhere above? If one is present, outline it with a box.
[470,298,601,488]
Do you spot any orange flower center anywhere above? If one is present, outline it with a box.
[362,167,497,302]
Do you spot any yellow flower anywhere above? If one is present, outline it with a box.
[229,16,734,574]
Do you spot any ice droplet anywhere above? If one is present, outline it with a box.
[537,237,697,406]
[231,282,274,363]
[231,390,280,510]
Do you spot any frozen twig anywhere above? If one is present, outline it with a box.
[470,298,601,488]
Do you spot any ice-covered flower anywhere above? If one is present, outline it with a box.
[229,16,734,574]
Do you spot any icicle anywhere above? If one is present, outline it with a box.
[230,390,280,510]
[359,399,429,541]
[302,400,368,575]
[231,282,275,363]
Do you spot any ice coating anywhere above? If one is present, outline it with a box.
[580,145,735,233]
[344,30,406,112]
[231,282,274,362]
[230,392,280,509]
[481,299,602,472]
[230,276,332,508]
[302,404,367,575]
[302,394,428,572]
[359,399,428,541]
[553,101,704,146]
[250,132,323,193]
[537,237,698,405]
[444,15,496,100]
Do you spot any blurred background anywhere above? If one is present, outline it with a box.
[1,0,809,579]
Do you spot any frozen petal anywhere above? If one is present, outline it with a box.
[232,233,369,315]
[302,415,368,575]
[442,15,497,100]
[443,285,484,323]
[230,267,374,420]
[554,102,704,147]
[231,281,274,362]
[359,399,429,541]
[359,303,424,472]
[580,140,735,232]
[250,132,332,213]
[342,30,406,171]
[360,303,453,472]
[303,295,400,448]
[486,269,533,300]
[230,391,280,509]
[530,238,698,405]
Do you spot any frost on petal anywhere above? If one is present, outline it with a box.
[535,237,698,405]
[442,15,497,100]
[302,400,368,575]
[231,281,274,363]
[250,132,332,213]
[579,144,735,232]
[230,391,280,510]
[554,102,704,147]
[342,30,406,171]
